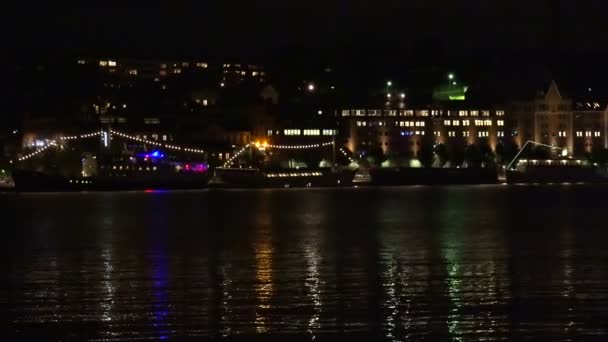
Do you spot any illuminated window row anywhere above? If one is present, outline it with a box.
[578,131,602,137]
[265,172,323,178]
[396,121,425,127]
[284,129,301,135]
[303,129,320,136]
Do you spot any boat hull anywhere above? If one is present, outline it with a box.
[369,167,498,186]
[12,169,209,192]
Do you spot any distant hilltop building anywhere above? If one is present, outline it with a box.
[76,58,266,86]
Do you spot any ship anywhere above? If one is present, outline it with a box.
[368,167,499,186]
[208,167,356,188]
[12,151,210,192]
[506,158,608,184]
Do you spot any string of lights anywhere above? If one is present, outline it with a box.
[222,144,251,167]
[110,130,205,154]
[339,148,355,163]
[16,131,103,162]
[262,141,334,150]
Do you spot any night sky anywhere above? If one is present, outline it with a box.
[5,1,608,59]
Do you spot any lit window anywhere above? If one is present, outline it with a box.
[161,64,167,69]
[448,131,456,137]
[444,120,451,126]
[129,69,138,76]
[196,62,208,68]
[498,131,504,137]
[152,134,159,140]
[303,129,320,136]
[284,129,301,136]
[77,59,86,65]
[267,130,273,136]
[558,131,567,137]
[497,120,504,126]
[496,110,505,116]
[174,68,182,74]
[341,110,350,116]
[434,131,441,137]
[481,111,490,117]
[585,131,592,137]
[181,62,189,67]
[576,131,583,137]
[478,131,489,137]
[470,111,479,117]
[99,60,108,67]
[405,110,414,116]
[323,129,336,136]
[453,120,460,126]
[462,120,470,126]
[162,135,167,141]
[355,109,366,116]
[108,60,117,67]
[463,131,469,137]
[595,131,601,137]
[459,110,467,117]
[202,99,208,106]
[485,120,493,126]
[417,110,429,117]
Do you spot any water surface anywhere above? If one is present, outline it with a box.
[4,185,608,341]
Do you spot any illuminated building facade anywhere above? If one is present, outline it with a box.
[510,81,608,156]
[338,107,507,157]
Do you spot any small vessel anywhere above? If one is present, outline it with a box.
[208,167,356,188]
[506,158,607,184]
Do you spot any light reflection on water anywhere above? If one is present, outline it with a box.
[5,186,608,341]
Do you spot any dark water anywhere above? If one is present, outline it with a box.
[3,185,608,341]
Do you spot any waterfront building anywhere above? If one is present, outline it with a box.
[510,81,608,156]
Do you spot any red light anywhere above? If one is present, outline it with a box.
[144,189,155,193]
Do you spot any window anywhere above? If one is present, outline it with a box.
[405,110,414,116]
[463,120,470,126]
[356,121,367,127]
[558,131,567,137]
[152,134,159,140]
[595,131,602,137]
[576,131,583,137]
[99,60,108,67]
[470,111,479,117]
[444,120,451,126]
[498,131,504,137]
[267,130,273,136]
[453,120,460,126]
[417,110,429,117]
[463,131,469,137]
[481,110,490,117]
[322,129,336,136]
[128,69,138,76]
[284,129,301,135]
[368,110,380,116]
[181,62,189,67]
[497,120,504,126]
[341,110,350,116]
[459,110,468,117]
[448,131,456,137]
[162,135,167,141]
[108,60,117,67]
[415,121,425,127]
[585,131,592,137]
[496,110,505,116]
[196,62,208,68]
[303,129,320,136]
[174,68,182,74]
[355,109,365,116]
[485,120,493,126]
[434,131,441,137]
[478,131,489,137]
[431,110,440,116]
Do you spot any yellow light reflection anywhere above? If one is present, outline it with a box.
[254,227,273,334]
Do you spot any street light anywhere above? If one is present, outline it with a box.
[448,73,454,80]
[308,83,315,92]
[387,81,392,87]
[400,93,405,99]
[387,93,391,98]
